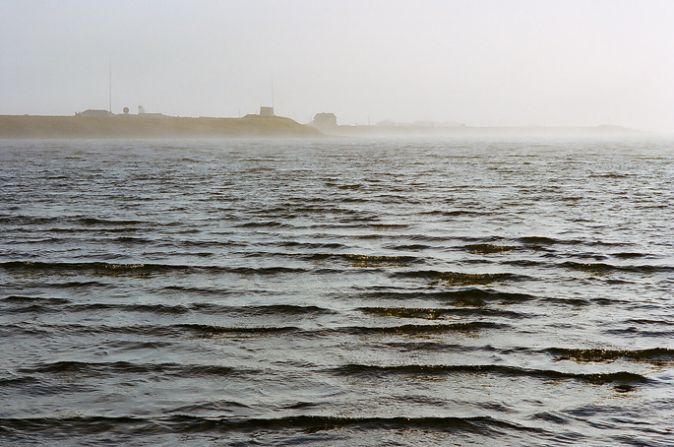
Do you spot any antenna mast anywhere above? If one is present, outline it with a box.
[108,59,112,113]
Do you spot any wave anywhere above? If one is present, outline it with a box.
[160,239,244,249]
[74,217,147,226]
[0,215,56,225]
[0,378,93,396]
[235,221,290,228]
[544,297,593,306]
[420,210,489,217]
[334,322,505,335]
[109,236,156,244]
[545,347,674,364]
[611,252,648,259]
[103,340,174,351]
[175,324,302,336]
[336,183,363,190]
[74,303,191,314]
[392,270,530,285]
[183,303,335,316]
[498,259,673,275]
[40,280,109,289]
[5,323,301,338]
[245,252,422,267]
[2,301,188,315]
[331,364,651,385]
[517,236,628,248]
[2,295,71,305]
[32,303,327,318]
[167,400,251,414]
[14,321,498,339]
[0,414,540,435]
[0,215,148,228]
[384,243,435,250]
[0,215,164,227]
[0,324,53,336]
[275,241,348,249]
[464,244,518,254]
[367,223,410,229]
[0,261,309,276]
[623,318,674,326]
[174,323,496,337]
[382,341,498,353]
[603,327,674,338]
[362,288,537,306]
[301,222,411,230]
[342,254,420,267]
[559,261,673,274]
[517,236,580,246]
[18,361,245,377]
[161,285,234,296]
[3,237,68,245]
[0,376,40,387]
[0,261,191,274]
[12,226,145,234]
[358,306,527,319]
[589,172,631,178]
[0,216,154,227]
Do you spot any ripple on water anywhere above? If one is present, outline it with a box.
[1,138,672,446]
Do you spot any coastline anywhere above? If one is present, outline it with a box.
[0,114,643,140]
[0,114,322,138]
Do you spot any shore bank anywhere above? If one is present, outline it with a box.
[0,114,321,138]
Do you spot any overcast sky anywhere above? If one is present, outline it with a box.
[1,0,673,130]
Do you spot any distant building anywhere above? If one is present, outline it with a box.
[138,105,167,118]
[259,106,275,117]
[311,112,337,129]
[76,109,112,117]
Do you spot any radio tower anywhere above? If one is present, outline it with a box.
[108,59,112,114]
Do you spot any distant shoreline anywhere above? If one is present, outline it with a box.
[322,124,640,138]
[0,114,321,138]
[0,114,642,139]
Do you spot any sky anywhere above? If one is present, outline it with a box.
[1,0,673,130]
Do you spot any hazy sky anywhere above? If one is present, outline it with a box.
[1,0,673,130]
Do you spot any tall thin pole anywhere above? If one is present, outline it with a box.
[108,59,112,113]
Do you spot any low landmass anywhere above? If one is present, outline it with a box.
[0,110,639,139]
[309,113,638,137]
[0,114,320,138]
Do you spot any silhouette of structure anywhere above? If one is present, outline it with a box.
[259,106,275,117]
[137,105,166,118]
[311,112,337,129]
[76,109,112,117]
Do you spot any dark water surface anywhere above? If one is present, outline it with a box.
[1,138,673,446]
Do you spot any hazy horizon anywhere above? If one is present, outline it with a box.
[3,4,674,445]
[1,0,673,131]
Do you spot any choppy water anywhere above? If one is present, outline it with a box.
[1,137,673,446]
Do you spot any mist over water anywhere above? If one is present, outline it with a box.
[2,0,674,444]
[1,137,673,446]
[2,0,674,131]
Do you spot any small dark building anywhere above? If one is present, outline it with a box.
[259,106,275,117]
[312,112,337,129]
[76,109,112,117]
